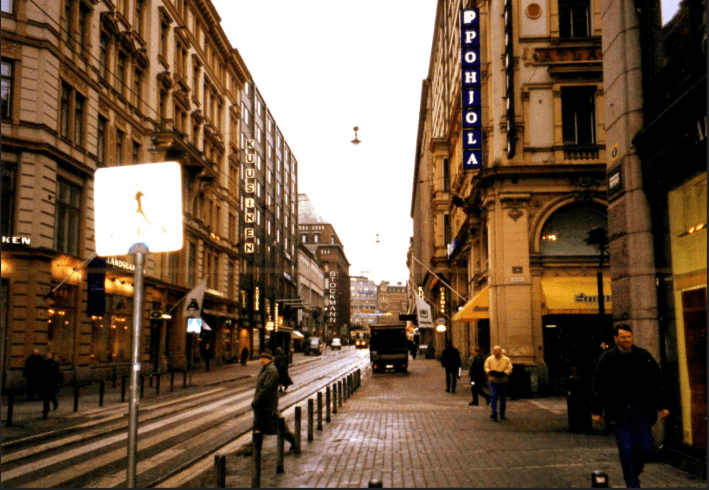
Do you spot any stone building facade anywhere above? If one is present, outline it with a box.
[297,243,325,338]
[297,194,351,342]
[376,281,408,324]
[601,0,706,471]
[410,0,611,394]
[0,0,251,384]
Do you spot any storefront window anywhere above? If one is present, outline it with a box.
[47,285,76,364]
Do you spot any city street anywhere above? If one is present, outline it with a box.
[0,348,366,488]
[183,354,706,489]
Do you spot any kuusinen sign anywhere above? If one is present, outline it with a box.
[461,9,483,169]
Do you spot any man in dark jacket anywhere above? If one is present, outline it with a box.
[43,352,60,413]
[23,349,45,401]
[468,347,491,406]
[440,341,461,393]
[274,347,293,393]
[251,350,296,450]
[591,324,670,488]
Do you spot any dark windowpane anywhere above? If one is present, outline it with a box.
[60,83,71,138]
[1,164,16,236]
[540,205,607,256]
[559,0,590,38]
[97,116,106,163]
[74,94,85,147]
[1,60,12,119]
[561,87,596,145]
[55,178,82,256]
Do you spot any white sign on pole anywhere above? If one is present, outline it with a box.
[94,162,184,256]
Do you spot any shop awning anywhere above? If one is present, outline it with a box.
[540,276,612,315]
[451,286,489,321]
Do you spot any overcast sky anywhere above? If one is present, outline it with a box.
[210,0,682,286]
[211,0,438,286]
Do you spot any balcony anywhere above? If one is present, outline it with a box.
[561,145,603,161]
[152,119,218,180]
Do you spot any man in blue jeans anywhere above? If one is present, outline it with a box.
[591,324,670,488]
[484,346,513,421]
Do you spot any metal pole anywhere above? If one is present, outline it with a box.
[597,247,605,316]
[127,245,147,488]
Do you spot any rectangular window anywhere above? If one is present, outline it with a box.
[1,0,13,13]
[55,177,82,256]
[1,164,16,236]
[134,0,145,37]
[133,69,142,108]
[132,140,140,164]
[117,52,126,96]
[1,60,12,119]
[78,3,90,53]
[559,0,590,38]
[444,214,451,246]
[188,241,196,286]
[97,115,107,164]
[561,87,596,145]
[63,0,74,43]
[160,22,169,58]
[443,158,450,191]
[99,34,109,79]
[60,82,71,138]
[116,129,124,164]
[74,92,85,147]
[168,252,178,284]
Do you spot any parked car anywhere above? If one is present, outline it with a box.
[304,337,324,356]
[331,338,342,350]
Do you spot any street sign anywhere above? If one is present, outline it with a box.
[94,162,184,256]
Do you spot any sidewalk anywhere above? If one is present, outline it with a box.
[191,357,706,489]
[0,357,266,441]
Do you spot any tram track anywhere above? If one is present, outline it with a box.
[0,349,370,488]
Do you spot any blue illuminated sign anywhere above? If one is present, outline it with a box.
[461,9,483,169]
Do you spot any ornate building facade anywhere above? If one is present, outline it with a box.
[1,0,251,385]
[410,0,611,393]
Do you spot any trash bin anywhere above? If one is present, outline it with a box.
[565,375,592,433]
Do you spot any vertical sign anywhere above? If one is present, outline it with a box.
[461,9,483,169]
[327,271,338,324]
[244,139,256,254]
[504,0,516,158]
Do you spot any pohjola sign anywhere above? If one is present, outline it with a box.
[461,8,482,169]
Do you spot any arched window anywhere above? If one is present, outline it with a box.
[540,204,607,256]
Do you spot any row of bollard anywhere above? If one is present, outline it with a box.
[5,370,192,427]
[214,368,361,488]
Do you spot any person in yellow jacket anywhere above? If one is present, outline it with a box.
[484,346,513,421]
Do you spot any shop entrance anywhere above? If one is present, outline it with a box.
[543,314,613,393]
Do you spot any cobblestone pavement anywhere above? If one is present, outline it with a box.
[193,357,706,489]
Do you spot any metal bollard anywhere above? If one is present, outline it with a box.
[6,392,14,427]
[338,380,343,407]
[332,383,338,414]
[149,373,154,388]
[155,373,161,395]
[276,416,286,474]
[170,371,175,391]
[307,398,314,441]
[74,386,80,412]
[214,453,226,488]
[294,406,302,453]
[99,381,105,407]
[348,374,352,397]
[591,470,608,488]
[317,392,323,430]
[252,430,263,488]
[369,478,384,488]
[325,386,331,422]
[121,375,127,402]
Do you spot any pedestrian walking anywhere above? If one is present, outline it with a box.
[251,349,296,451]
[440,341,461,393]
[274,347,293,393]
[468,347,491,406]
[591,324,670,488]
[23,348,45,401]
[43,352,60,411]
[484,345,513,420]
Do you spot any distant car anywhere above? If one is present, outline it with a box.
[304,337,324,356]
[331,338,342,350]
